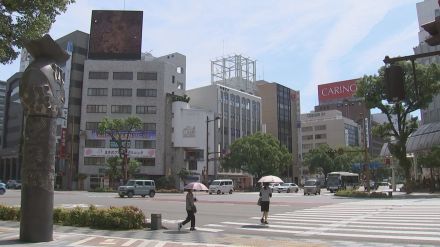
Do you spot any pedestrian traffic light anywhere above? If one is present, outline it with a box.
[422,16,440,46]
[384,64,405,102]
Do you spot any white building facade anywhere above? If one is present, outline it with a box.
[78,53,186,189]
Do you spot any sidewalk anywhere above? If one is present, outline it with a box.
[0,221,327,247]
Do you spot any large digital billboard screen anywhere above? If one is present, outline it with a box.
[88,10,143,60]
[318,79,358,103]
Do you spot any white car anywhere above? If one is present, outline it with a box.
[276,183,299,193]
[269,183,282,192]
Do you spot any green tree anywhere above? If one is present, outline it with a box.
[418,145,440,191]
[356,61,440,192]
[98,116,143,182]
[0,0,75,64]
[303,145,334,180]
[221,132,292,180]
[106,157,122,187]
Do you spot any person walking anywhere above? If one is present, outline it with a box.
[259,182,272,224]
[178,189,197,231]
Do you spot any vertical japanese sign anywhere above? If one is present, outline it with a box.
[59,128,67,159]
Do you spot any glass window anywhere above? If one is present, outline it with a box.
[86,105,107,113]
[135,158,155,166]
[87,88,108,96]
[136,105,156,114]
[143,123,156,131]
[85,139,105,148]
[135,140,156,149]
[89,71,108,80]
[137,72,157,80]
[136,89,157,97]
[112,88,132,97]
[111,105,132,114]
[113,72,133,80]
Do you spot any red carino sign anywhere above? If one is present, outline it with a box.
[318,79,358,102]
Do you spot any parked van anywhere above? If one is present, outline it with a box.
[209,179,234,194]
[118,179,156,198]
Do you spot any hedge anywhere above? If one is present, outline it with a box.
[1,204,146,230]
[335,189,390,198]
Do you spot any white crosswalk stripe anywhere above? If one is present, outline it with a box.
[197,199,440,244]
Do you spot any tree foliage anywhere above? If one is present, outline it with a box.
[221,132,292,180]
[356,61,440,191]
[304,145,364,179]
[0,0,75,64]
[98,117,143,181]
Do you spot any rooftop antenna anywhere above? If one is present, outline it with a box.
[222,40,225,57]
[123,0,126,10]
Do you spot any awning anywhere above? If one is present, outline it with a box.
[380,122,440,156]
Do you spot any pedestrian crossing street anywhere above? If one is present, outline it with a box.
[191,199,440,245]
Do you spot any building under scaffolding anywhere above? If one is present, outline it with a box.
[211,54,256,95]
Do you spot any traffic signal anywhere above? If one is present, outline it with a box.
[422,16,440,46]
[384,64,405,102]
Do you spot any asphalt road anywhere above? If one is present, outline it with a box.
[2,189,440,246]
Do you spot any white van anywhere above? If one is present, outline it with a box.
[209,179,234,194]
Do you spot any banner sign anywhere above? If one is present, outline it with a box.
[83,148,155,158]
[318,79,358,102]
[86,130,156,140]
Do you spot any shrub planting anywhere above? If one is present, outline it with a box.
[335,189,391,198]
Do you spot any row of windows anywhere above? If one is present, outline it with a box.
[302,134,327,140]
[85,139,156,149]
[85,122,156,131]
[86,105,157,114]
[89,71,158,81]
[84,157,155,166]
[302,125,327,132]
[87,88,157,97]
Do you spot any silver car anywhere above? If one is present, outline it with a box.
[276,183,299,193]
[303,179,321,195]
[118,179,156,198]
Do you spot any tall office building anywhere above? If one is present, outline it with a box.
[186,55,261,188]
[415,0,440,124]
[256,80,301,184]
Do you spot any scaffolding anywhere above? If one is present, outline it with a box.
[211,54,256,95]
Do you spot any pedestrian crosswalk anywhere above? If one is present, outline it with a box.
[193,199,440,245]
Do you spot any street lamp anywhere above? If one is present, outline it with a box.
[206,115,221,184]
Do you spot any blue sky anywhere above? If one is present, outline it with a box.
[0,0,422,114]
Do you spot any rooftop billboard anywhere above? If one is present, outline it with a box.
[318,79,358,103]
[88,10,143,60]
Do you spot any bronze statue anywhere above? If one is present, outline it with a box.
[19,34,68,242]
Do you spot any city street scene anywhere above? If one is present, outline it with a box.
[0,0,440,246]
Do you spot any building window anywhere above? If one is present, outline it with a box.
[111,105,132,114]
[86,122,100,130]
[172,75,175,83]
[301,126,313,132]
[87,88,108,96]
[143,123,156,131]
[302,143,313,149]
[136,105,156,114]
[135,140,155,149]
[135,158,155,166]
[177,67,184,74]
[89,71,109,80]
[86,105,107,113]
[84,157,106,166]
[109,140,130,148]
[302,135,313,141]
[136,89,157,97]
[315,125,326,131]
[85,139,105,148]
[137,72,157,80]
[315,134,327,139]
[113,72,133,80]
[112,88,132,96]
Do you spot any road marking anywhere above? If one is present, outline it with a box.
[185,227,223,233]
[100,238,117,245]
[121,239,138,246]
[70,236,96,246]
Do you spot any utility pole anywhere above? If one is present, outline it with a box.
[206,115,220,185]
